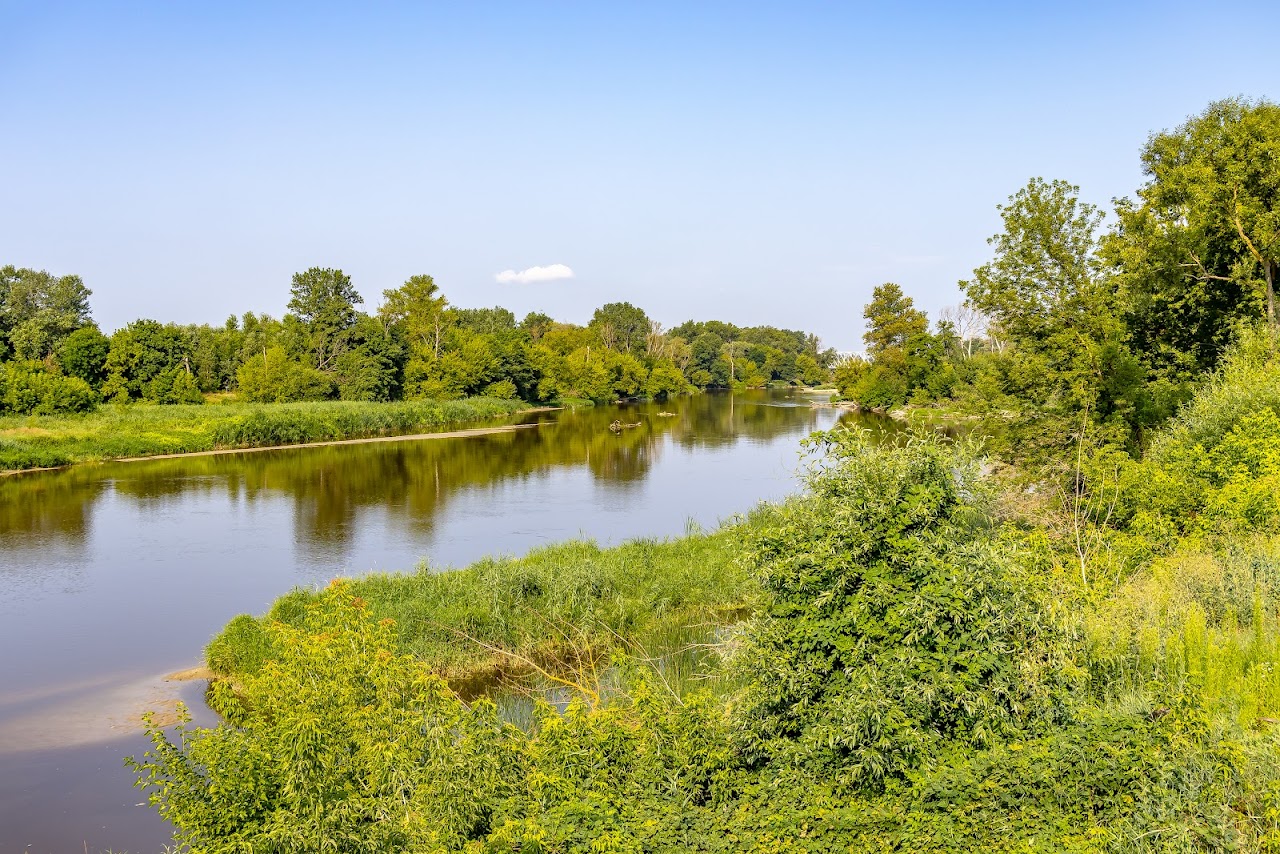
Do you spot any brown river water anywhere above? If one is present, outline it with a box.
[0,390,883,852]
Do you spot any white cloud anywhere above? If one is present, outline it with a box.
[494,263,575,284]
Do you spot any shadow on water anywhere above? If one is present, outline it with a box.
[0,390,894,853]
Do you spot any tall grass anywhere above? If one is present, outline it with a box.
[1086,536,1280,727]
[205,518,759,689]
[0,397,530,471]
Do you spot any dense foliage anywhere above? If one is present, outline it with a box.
[836,98,1280,465]
[0,266,834,419]
[137,353,1280,849]
[734,432,1076,787]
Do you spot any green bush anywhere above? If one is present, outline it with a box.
[734,430,1078,787]
[0,361,97,415]
[235,345,334,402]
[1101,325,1280,541]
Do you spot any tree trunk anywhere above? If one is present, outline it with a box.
[1267,260,1277,328]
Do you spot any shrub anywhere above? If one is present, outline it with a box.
[734,429,1078,786]
[0,361,97,415]
[1101,325,1280,540]
[133,583,519,852]
[235,346,334,402]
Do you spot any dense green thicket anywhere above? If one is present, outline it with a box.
[733,433,1077,789]
[0,397,527,471]
[838,98,1280,466]
[0,360,97,416]
[0,265,833,422]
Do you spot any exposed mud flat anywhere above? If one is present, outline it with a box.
[0,668,213,754]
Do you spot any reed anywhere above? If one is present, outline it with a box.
[206,515,762,688]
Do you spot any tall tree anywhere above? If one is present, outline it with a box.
[961,178,1145,455]
[963,178,1109,343]
[288,267,363,372]
[1108,98,1280,374]
[519,311,554,342]
[379,274,448,361]
[862,283,928,357]
[0,266,93,362]
[589,302,651,356]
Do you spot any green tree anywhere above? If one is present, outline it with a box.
[287,267,363,372]
[961,178,1147,454]
[57,324,110,389]
[236,346,334,402]
[862,283,928,357]
[101,320,200,404]
[794,353,827,386]
[334,315,402,402]
[379,274,448,360]
[454,306,516,334]
[1109,98,1280,377]
[519,311,555,341]
[689,332,727,386]
[963,179,1109,343]
[0,266,93,362]
[645,360,691,398]
[590,302,651,356]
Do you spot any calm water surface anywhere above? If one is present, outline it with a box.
[0,390,878,852]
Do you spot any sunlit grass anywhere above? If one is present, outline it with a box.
[0,396,529,471]
[1085,535,1280,727]
[206,514,764,697]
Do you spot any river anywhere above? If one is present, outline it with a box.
[0,390,880,852]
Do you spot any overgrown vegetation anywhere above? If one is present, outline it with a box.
[0,396,528,471]
[129,323,1280,851]
[205,528,755,687]
[127,96,1280,851]
[837,98,1279,466]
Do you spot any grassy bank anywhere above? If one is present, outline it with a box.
[206,520,757,692]
[0,397,531,472]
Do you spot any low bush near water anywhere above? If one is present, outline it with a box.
[0,361,97,416]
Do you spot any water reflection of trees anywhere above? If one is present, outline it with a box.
[0,393,877,554]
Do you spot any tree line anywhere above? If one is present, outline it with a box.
[836,96,1280,460]
[0,266,835,416]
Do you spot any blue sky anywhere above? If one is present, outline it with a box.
[3,2,1278,351]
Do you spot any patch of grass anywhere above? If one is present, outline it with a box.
[1085,535,1280,726]
[0,397,530,471]
[206,516,761,688]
